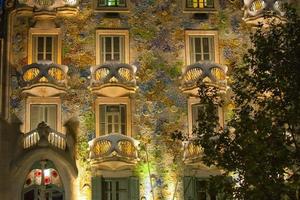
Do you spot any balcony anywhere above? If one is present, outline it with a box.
[23,122,66,150]
[184,0,217,13]
[18,61,68,97]
[243,0,286,25]
[16,0,78,16]
[181,61,227,96]
[88,133,139,170]
[90,63,137,97]
[183,139,202,164]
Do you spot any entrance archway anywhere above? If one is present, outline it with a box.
[22,160,64,200]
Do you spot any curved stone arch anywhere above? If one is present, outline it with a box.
[10,148,78,200]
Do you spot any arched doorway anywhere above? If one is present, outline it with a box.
[22,160,64,200]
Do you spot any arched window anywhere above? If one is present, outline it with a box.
[23,160,64,200]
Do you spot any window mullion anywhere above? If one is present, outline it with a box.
[111,37,114,61]
[43,37,46,60]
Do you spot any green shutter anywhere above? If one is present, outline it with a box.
[92,176,103,200]
[128,177,139,200]
[184,176,196,200]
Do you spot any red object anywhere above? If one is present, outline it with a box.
[34,170,42,177]
[44,177,51,185]
[52,170,58,178]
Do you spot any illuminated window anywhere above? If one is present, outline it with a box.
[185,31,219,65]
[32,35,58,63]
[96,30,129,65]
[95,97,131,137]
[25,97,62,133]
[92,176,139,200]
[30,104,57,130]
[100,35,125,63]
[23,160,64,200]
[98,0,126,7]
[190,36,214,63]
[186,0,214,9]
[99,104,126,135]
[28,28,61,64]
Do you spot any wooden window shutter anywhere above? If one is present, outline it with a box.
[184,176,196,200]
[91,176,103,200]
[129,177,139,200]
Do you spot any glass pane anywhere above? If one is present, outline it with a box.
[108,124,112,134]
[46,37,52,52]
[202,38,209,53]
[38,37,44,52]
[46,53,52,61]
[194,38,202,54]
[23,189,35,200]
[105,37,112,53]
[113,37,120,53]
[38,53,44,61]
[46,105,57,130]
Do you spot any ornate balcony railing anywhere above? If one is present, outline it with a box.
[183,139,202,164]
[88,133,139,164]
[243,0,286,24]
[18,61,68,96]
[23,122,66,150]
[90,63,137,97]
[181,61,227,95]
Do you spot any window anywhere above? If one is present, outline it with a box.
[28,28,61,64]
[103,179,128,200]
[98,0,126,7]
[100,35,125,63]
[23,160,64,200]
[32,35,58,63]
[91,176,139,200]
[99,104,127,135]
[30,104,57,130]
[96,30,129,65]
[185,31,219,65]
[186,0,214,9]
[25,97,62,133]
[95,97,131,137]
[190,36,214,62]
[184,177,219,200]
[188,98,223,135]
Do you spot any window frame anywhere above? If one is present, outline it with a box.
[28,28,62,64]
[96,29,129,65]
[183,0,218,13]
[185,30,219,66]
[95,97,132,137]
[0,38,3,116]
[25,97,62,133]
[103,178,129,200]
[94,0,129,12]
[188,97,224,136]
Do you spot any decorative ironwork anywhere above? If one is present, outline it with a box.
[23,122,66,150]
[90,63,136,88]
[89,133,139,163]
[243,0,286,23]
[183,140,202,163]
[19,61,68,89]
[17,0,78,9]
[181,61,227,91]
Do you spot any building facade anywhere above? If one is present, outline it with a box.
[0,0,297,199]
